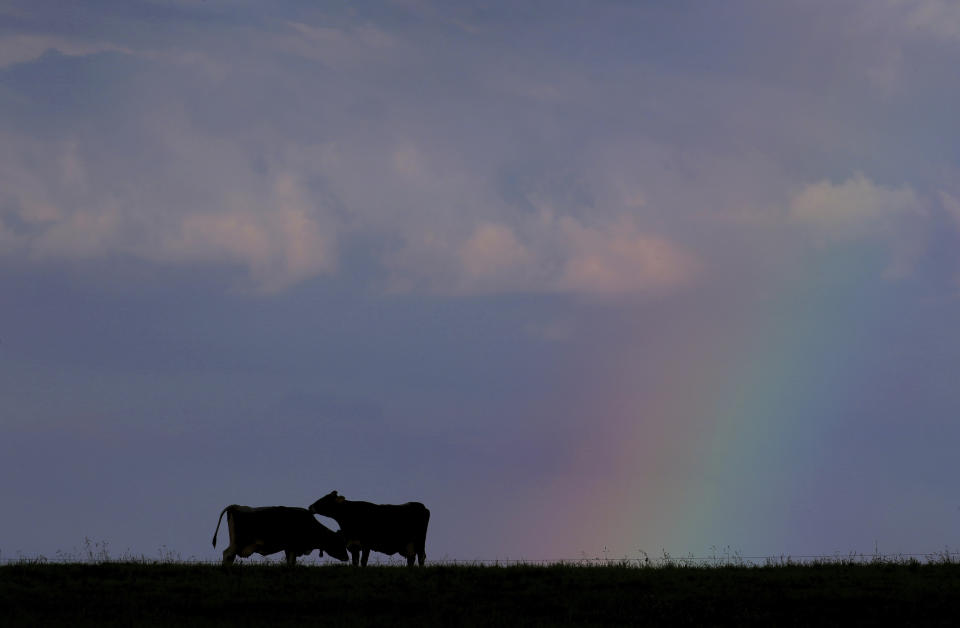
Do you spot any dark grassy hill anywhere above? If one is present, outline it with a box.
[3,561,960,626]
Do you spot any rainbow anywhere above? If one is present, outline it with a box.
[538,257,881,560]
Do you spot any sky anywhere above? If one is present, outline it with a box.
[2,0,960,563]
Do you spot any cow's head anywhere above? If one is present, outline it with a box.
[324,530,349,561]
[309,490,345,516]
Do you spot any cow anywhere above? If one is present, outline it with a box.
[308,490,430,567]
[211,505,349,566]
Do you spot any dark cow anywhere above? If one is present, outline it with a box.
[309,491,430,567]
[211,505,348,566]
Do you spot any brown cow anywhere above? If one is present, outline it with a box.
[309,491,430,567]
[212,505,348,565]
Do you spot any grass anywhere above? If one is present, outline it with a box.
[3,557,960,626]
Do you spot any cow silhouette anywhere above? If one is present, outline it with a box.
[212,505,348,565]
[309,491,430,566]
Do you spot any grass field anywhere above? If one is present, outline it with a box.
[3,559,960,626]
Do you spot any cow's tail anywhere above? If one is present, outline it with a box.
[212,505,232,548]
[419,506,431,557]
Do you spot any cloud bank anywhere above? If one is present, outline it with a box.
[1,0,958,298]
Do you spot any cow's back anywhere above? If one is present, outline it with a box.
[230,506,316,552]
[346,501,429,555]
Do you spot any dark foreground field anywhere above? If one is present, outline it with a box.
[3,561,960,626]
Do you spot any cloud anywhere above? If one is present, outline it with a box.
[0,131,337,293]
[941,191,960,227]
[0,34,132,68]
[3,3,957,300]
[941,192,960,289]
[29,207,124,261]
[553,215,698,297]
[895,0,960,41]
[387,211,697,298]
[787,172,931,279]
[459,222,534,283]
[525,318,575,342]
[392,144,426,179]
[854,0,960,89]
[276,20,403,71]
[157,175,337,293]
[16,190,336,294]
[789,172,924,241]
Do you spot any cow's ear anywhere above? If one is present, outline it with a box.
[331,490,338,497]
[336,495,346,503]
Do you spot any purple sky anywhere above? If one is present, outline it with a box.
[2,0,960,563]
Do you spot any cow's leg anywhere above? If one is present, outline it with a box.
[285,550,297,566]
[360,547,370,567]
[349,545,361,567]
[405,542,416,567]
[417,548,426,567]
[222,513,238,566]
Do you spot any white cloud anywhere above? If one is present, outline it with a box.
[853,0,960,89]
[157,176,337,293]
[392,144,425,179]
[0,32,225,80]
[626,191,647,209]
[3,5,956,300]
[941,192,960,290]
[553,215,698,297]
[459,222,533,282]
[386,211,697,298]
[789,172,923,241]
[0,215,21,253]
[525,318,575,342]
[0,34,132,68]
[894,0,960,41]
[787,172,931,279]
[30,207,124,261]
[0,131,337,293]
[276,21,403,70]
[941,191,960,227]
[14,186,336,294]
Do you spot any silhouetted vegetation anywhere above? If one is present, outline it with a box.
[3,559,960,626]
